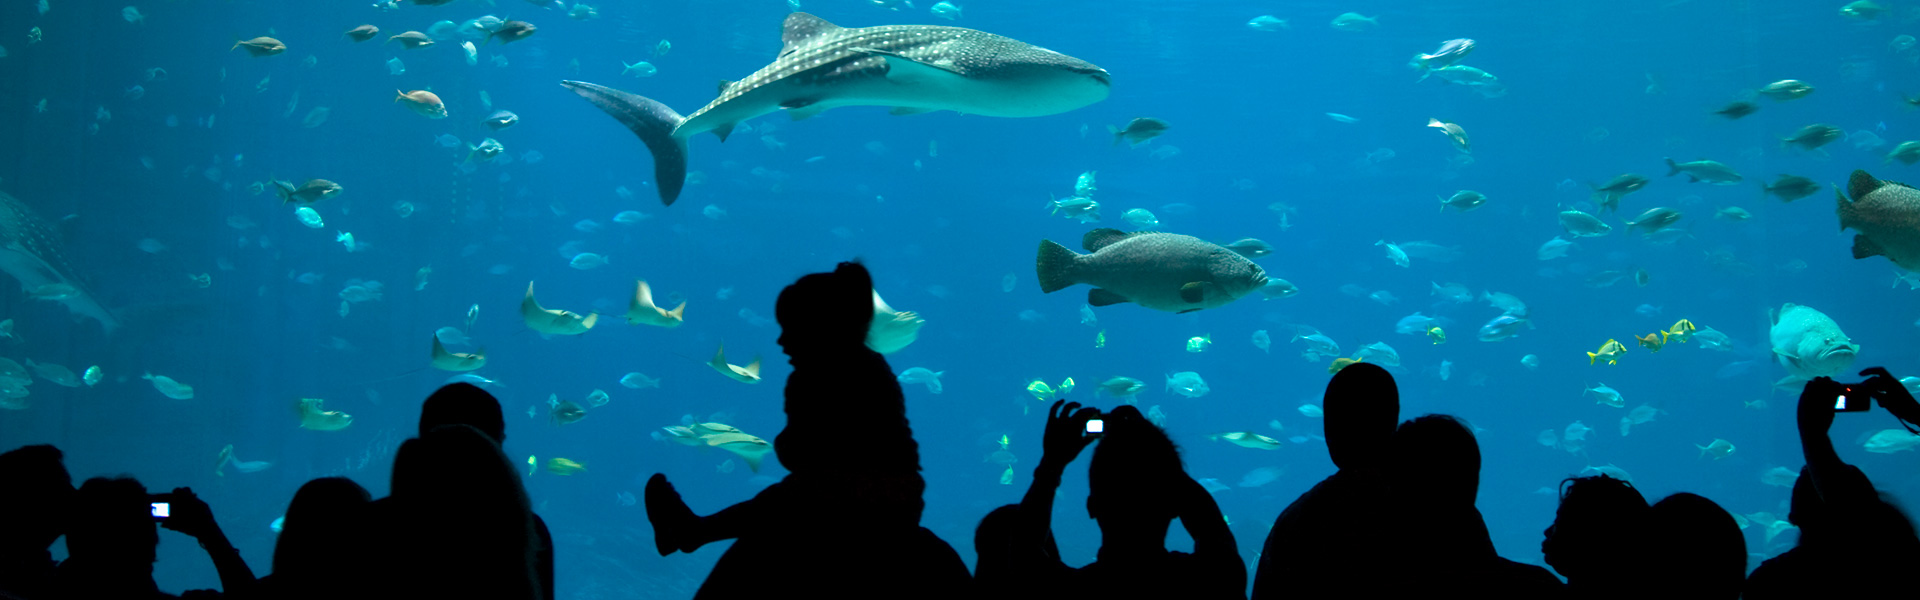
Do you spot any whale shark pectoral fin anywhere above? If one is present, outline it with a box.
[852,47,968,84]
[561,80,690,206]
[781,98,829,121]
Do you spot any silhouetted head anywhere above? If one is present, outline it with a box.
[0,444,74,550]
[1390,414,1480,506]
[971,504,1023,591]
[776,261,875,355]
[393,425,527,506]
[1323,362,1399,470]
[272,477,372,576]
[65,477,156,568]
[1542,474,1649,583]
[1087,405,1184,533]
[420,383,506,443]
[1648,493,1745,600]
[389,425,539,598]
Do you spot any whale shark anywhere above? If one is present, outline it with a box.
[564,12,1111,205]
[0,190,117,333]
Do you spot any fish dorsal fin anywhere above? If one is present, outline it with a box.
[1848,170,1885,200]
[1082,228,1131,252]
[780,13,841,56]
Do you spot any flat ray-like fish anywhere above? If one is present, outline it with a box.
[0,190,117,333]
[563,12,1111,205]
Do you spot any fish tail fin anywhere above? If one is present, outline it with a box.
[561,81,690,206]
[1587,352,1597,365]
[1663,158,1680,177]
[1108,125,1122,146]
[1835,185,1856,231]
[1035,240,1081,293]
[667,302,686,321]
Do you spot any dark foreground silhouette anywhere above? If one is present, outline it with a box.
[645,261,971,599]
[11,268,1920,600]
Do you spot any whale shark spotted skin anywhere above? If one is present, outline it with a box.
[564,12,1110,205]
[0,190,117,333]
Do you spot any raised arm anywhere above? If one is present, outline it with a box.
[1017,400,1100,565]
[160,487,256,595]
[1173,473,1246,591]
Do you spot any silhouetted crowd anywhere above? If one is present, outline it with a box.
[4,262,1918,600]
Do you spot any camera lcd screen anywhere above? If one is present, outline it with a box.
[1835,392,1872,412]
[1085,419,1104,434]
[150,502,170,519]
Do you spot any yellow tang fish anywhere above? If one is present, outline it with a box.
[1588,339,1628,365]
[1635,332,1667,353]
[1025,380,1055,402]
[1328,357,1363,374]
[1666,319,1698,343]
[544,457,587,475]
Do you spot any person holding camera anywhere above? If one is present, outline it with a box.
[988,400,1243,599]
[1745,368,1920,598]
[56,478,249,599]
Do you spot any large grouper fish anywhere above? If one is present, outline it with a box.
[1836,169,1920,271]
[563,12,1111,205]
[1769,302,1857,388]
[0,190,117,333]
[1038,229,1268,313]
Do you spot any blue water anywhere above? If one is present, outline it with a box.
[3,0,1918,596]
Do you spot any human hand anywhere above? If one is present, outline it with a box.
[157,487,220,541]
[1860,367,1920,421]
[1038,400,1100,473]
[1798,377,1841,437]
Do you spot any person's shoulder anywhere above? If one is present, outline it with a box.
[1494,558,1563,584]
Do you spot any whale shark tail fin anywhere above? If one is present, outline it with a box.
[562,81,690,206]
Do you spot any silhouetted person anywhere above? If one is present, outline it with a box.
[375,424,541,600]
[155,487,255,596]
[970,504,1028,597]
[0,444,74,600]
[412,382,554,600]
[645,261,970,599]
[1745,371,1920,598]
[1386,415,1563,597]
[54,477,172,599]
[252,477,373,600]
[1251,362,1399,600]
[1646,493,1744,600]
[1541,475,1649,598]
[992,401,1242,599]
